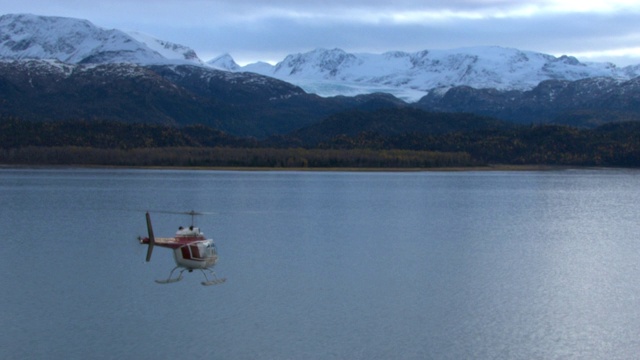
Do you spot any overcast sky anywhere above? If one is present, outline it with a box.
[2,0,640,66]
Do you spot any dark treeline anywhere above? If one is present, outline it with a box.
[2,115,640,168]
[0,147,473,168]
[307,123,640,167]
[0,116,473,168]
[0,116,256,149]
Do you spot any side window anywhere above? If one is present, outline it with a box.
[181,246,191,259]
[190,244,201,258]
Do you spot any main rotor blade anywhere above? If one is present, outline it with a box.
[145,212,155,262]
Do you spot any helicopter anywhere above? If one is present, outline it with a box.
[139,210,226,286]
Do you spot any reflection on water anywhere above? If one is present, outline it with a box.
[1,168,640,359]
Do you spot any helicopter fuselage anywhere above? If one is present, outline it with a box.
[140,227,219,270]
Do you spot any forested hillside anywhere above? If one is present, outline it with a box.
[2,112,639,168]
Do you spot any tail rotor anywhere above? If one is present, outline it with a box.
[145,212,155,262]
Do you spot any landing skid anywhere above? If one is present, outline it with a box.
[155,266,185,284]
[200,269,226,286]
[155,277,183,284]
[155,266,226,286]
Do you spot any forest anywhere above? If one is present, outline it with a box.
[1,113,639,168]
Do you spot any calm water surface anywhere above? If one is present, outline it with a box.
[1,168,640,359]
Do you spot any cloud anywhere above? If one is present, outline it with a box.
[192,2,640,64]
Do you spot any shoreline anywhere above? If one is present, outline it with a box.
[0,163,628,172]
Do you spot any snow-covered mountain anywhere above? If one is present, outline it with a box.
[0,14,202,65]
[217,47,640,102]
[3,13,640,105]
[2,13,640,136]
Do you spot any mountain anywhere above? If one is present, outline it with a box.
[416,77,640,127]
[2,13,640,140]
[282,108,513,146]
[222,47,640,102]
[0,14,404,138]
[0,57,406,137]
[0,13,202,65]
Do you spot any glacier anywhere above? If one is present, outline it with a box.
[212,47,640,102]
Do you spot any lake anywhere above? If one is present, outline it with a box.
[1,167,640,359]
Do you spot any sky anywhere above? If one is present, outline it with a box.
[2,0,640,66]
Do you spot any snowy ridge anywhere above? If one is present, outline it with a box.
[207,53,240,71]
[127,31,203,65]
[218,47,640,102]
[2,13,640,103]
[0,14,202,65]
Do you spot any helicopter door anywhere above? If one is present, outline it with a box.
[179,244,203,260]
